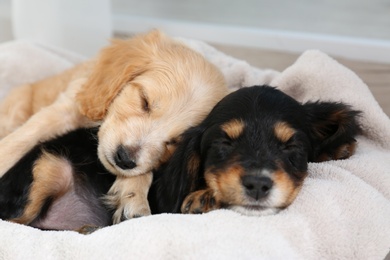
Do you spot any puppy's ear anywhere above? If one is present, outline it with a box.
[151,126,205,213]
[76,30,164,121]
[304,101,361,162]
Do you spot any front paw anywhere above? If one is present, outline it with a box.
[181,189,220,214]
[104,174,153,224]
[106,190,151,224]
[114,193,151,223]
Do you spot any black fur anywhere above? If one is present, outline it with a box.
[149,85,361,214]
[0,128,115,225]
[0,85,361,229]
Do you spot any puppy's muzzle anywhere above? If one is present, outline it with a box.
[114,145,138,170]
[241,175,273,200]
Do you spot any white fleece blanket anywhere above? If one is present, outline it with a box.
[0,39,389,260]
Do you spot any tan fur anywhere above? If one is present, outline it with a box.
[316,142,357,162]
[272,170,301,207]
[187,153,201,191]
[274,121,296,143]
[159,140,179,165]
[0,63,92,138]
[205,164,246,205]
[11,152,73,225]
[97,31,228,221]
[93,31,228,179]
[184,163,305,214]
[221,119,245,139]
[182,164,246,214]
[104,173,153,223]
[334,142,357,159]
[181,189,220,214]
[0,84,32,137]
[0,78,93,176]
[0,30,228,222]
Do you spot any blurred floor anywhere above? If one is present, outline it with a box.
[212,44,390,117]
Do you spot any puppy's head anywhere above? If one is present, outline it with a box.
[76,30,227,177]
[178,85,361,215]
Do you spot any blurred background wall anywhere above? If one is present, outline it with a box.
[0,0,389,62]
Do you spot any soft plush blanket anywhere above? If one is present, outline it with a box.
[0,38,389,260]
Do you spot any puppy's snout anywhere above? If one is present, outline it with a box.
[114,145,138,170]
[242,175,273,200]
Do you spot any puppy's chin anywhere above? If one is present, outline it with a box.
[228,205,281,217]
[224,187,294,217]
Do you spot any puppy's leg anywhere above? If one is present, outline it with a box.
[0,64,90,139]
[105,173,152,224]
[0,84,33,138]
[181,189,221,214]
[10,152,73,225]
[0,79,92,178]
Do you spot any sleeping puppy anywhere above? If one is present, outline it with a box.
[0,128,115,229]
[0,30,228,224]
[0,85,360,230]
[149,85,361,216]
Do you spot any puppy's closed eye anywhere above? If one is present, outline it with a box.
[218,137,233,148]
[280,138,307,169]
[210,137,235,161]
[281,140,298,152]
[220,138,232,147]
[141,95,150,113]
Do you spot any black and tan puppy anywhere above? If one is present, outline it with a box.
[0,85,361,230]
[0,128,115,230]
[149,85,361,216]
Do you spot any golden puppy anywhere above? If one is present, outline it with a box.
[0,30,228,223]
[0,63,92,139]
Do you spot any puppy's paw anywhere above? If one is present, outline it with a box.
[112,193,151,224]
[76,225,102,235]
[317,141,357,162]
[105,174,152,224]
[333,142,357,160]
[181,189,220,214]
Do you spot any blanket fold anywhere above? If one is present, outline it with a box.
[0,39,389,260]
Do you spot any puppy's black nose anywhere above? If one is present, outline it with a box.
[242,175,273,200]
[114,145,137,170]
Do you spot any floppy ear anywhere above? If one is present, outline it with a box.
[76,30,164,121]
[304,101,362,162]
[150,126,206,213]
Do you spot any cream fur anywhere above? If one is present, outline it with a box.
[0,78,93,176]
[91,31,228,220]
[0,38,389,260]
[0,30,229,222]
[0,63,92,138]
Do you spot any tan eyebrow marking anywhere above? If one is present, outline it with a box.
[274,121,296,143]
[221,119,245,139]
